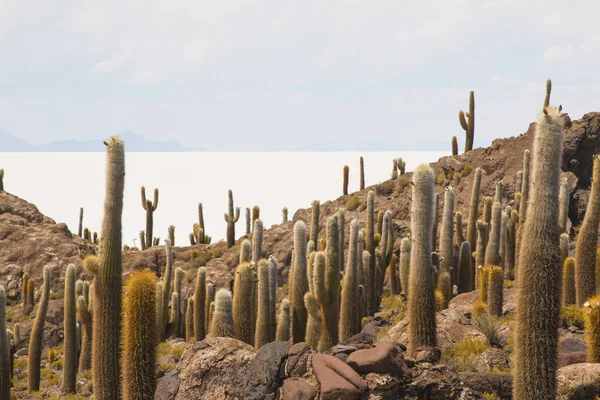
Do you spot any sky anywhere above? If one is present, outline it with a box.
[0,1,598,151]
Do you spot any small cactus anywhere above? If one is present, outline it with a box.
[223,189,240,248]
[484,202,502,266]
[252,219,264,264]
[205,283,215,335]
[479,266,491,304]
[458,90,475,152]
[454,212,465,250]
[475,220,488,288]
[208,289,234,338]
[78,207,84,238]
[359,156,365,190]
[437,271,451,310]
[343,165,349,195]
[245,207,251,235]
[451,135,458,156]
[282,207,288,223]
[562,257,576,307]
[457,241,472,294]
[28,266,51,393]
[141,186,159,248]
[240,238,251,263]
[310,200,320,245]
[76,295,92,372]
[168,225,175,246]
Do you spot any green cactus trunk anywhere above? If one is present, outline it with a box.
[122,270,157,400]
[268,257,278,342]
[310,200,320,245]
[275,299,290,342]
[515,149,531,278]
[359,156,365,190]
[193,267,206,342]
[513,95,566,400]
[558,177,570,233]
[440,187,455,275]
[457,241,472,294]
[366,190,376,315]
[408,165,437,353]
[340,219,360,342]
[209,289,234,338]
[282,207,288,223]
[168,225,175,246]
[174,268,183,338]
[141,186,159,248]
[479,266,491,304]
[484,202,502,266]
[233,262,255,345]
[432,192,440,252]
[28,266,51,393]
[475,221,488,289]
[466,168,483,255]
[252,219,263,264]
[499,210,508,268]
[62,264,77,393]
[584,294,600,362]
[245,207,251,235]
[562,257,576,307]
[338,209,346,273]
[255,260,271,349]
[316,217,340,352]
[0,286,10,400]
[160,239,174,341]
[454,212,464,250]
[343,165,349,196]
[506,210,518,279]
[291,221,308,343]
[560,233,569,269]
[575,156,600,305]
[224,189,240,248]
[399,238,411,298]
[304,292,321,349]
[77,295,92,373]
[452,136,458,156]
[459,91,475,152]
[78,207,84,237]
[437,271,451,310]
[488,266,504,317]
[205,283,214,335]
[185,298,194,342]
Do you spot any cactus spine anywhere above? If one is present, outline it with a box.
[62,264,77,393]
[168,225,175,246]
[275,299,290,342]
[252,219,263,264]
[28,265,51,393]
[513,88,566,400]
[466,168,483,253]
[440,187,455,274]
[193,267,206,342]
[209,289,234,338]
[488,266,504,317]
[399,238,411,297]
[458,90,475,152]
[584,295,600,362]
[122,270,157,400]
[408,165,436,352]
[343,165,349,195]
[432,192,440,251]
[255,260,271,349]
[562,257,576,307]
[359,156,365,190]
[485,202,502,265]
[233,262,255,345]
[291,221,308,343]
[0,286,9,400]
[141,186,159,248]
[575,155,600,305]
[365,190,376,314]
[340,220,360,341]
[457,241,472,294]
[224,189,240,248]
[558,177,570,233]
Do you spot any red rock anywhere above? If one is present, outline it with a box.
[311,354,367,400]
[346,343,410,378]
[279,379,317,400]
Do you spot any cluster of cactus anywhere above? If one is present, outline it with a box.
[391,157,406,179]
[21,273,34,315]
[141,186,159,249]
[189,203,211,245]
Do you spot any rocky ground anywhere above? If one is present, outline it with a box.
[1,111,600,398]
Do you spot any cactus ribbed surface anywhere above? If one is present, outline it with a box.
[399,238,411,297]
[224,189,240,248]
[440,187,455,274]
[91,136,125,400]
[365,190,376,315]
[316,217,340,352]
[437,272,451,309]
[174,267,184,338]
[268,257,278,342]
[252,219,264,264]
[205,283,214,334]
[291,221,308,343]
[240,238,251,263]
[408,165,436,353]
[485,202,502,266]
[141,186,159,248]
[466,168,483,254]
[304,292,321,348]
[78,207,84,237]
[209,289,234,338]
[575,155,600,305]
[275,299,290,342]
[458,90,475,152]
[169,292,180,339]
[62,264,77,393]
[432,193,440,251]
[343,165,349,195]
[479,266,491,304]
[452,135,458,156]
[193,267,206,342]
[233,262,254,344]
[454,212,464,250]
[28,265,51,393]
[515,149,531,276]
[122,270,157,400]
[186,298,194,342]
[255,260,271,349]
[562,257,576,307]
[245,208,251,235]
[506,210,518,278]
[252,206,260,229]
[77,295,92,372]
[168,225,175,246]
[0,286,9,400]
[558,177,570,233]
[359,156,365,190]
[282,207,288,223]
[340,219,360,342]
[488,266,504,317]
[310,200,320,245]
[457,241,472,294]
[499,211,508,268]
[513,93,566,400]
[560,233,569,267]
[584,294,600,362]
[338,209,346,273]
[475,221,488,288]
[160,239,174,341]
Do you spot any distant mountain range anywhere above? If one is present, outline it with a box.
[0,130,201,152]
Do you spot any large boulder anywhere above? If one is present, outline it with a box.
[312,353,367,400]
[556,363,600,400]
[278,379,317,400]
[346,343,410,378]
[472,349,511,373]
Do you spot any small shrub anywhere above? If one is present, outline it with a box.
[472,312,503,348]
[435,289,445,311]
[345,195,360,211]
[483,392,502,400]
[280,282,289,295]
[435,172,445,185]
[492,139,502,150]
[461,163,473,176]
[375,180,395,197]
[472,300,487,317]
[503,279,515,289]
[561,304,585,329]
[397,175,411,194]
[158,363,175,373]
[442,337,490,371]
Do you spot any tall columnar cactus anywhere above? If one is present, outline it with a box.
[240,238,251,263]
[78,207,84,237]
[252,205,260,227]
[488,266,504,317]
[252,219,264,264]
[168,225,175,246]
[562,257,576,307]
[88,136,125,399]
[388,254,400,295]
[485,202,502,266]
[275,299,291,342]
[575,155,600,305]
[584,295,600,362]
[77,295,92,372]
[560,233,569,267]
[376,210,384,237]
[84,227,91,242]
[440,187,455,274]
[224,189,240,248]
[160,239,174,341]
[122,270,157,400]
[185,298,194,342]
[193,267,206,342]
[205,283,215,334]
[475,220,488,288]
[174,267,184,337]
[291,221,309,343]
[499,211,508,267]
[515,170,523,196]
[338,209,346,273]
[0,286,9,400]
[282,207,288,223]
[506,210,518,278]
[408,165,437,353]
[432,192,440,251]
[457,241,472,294]
[399,238,411,297]
[304,291,321,348]
[155,282,163,341]
[483,196,493,229]
[168,292,180,339]
[458,91,475,152]
[255,260,271,349]
[141,186,159,248]
[365,190,376,314]
[454,212,464,249]
[516,149,531,273]
[0,169,3,191]
[513,88,567,400]
[233,262,255,345]
[268,256,278,342]
[314,217,340,352]
[437,271,451,309]
[466,168,483,254]
[558,178,570,233]
[198,202,206,243]
[343,165,349,195]
[451,135,458,156]
[479,266,491,304]
[340,220,360,342]
[359,156,365,190]
[62,264,77,393]
[28,265,51,393]
[310,200,320,245]
[140,230,146,250]
[208,289,234,338]
[245,207,251,235]
[21,272,31,314]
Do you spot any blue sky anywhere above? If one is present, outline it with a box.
[0,0,598,151]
